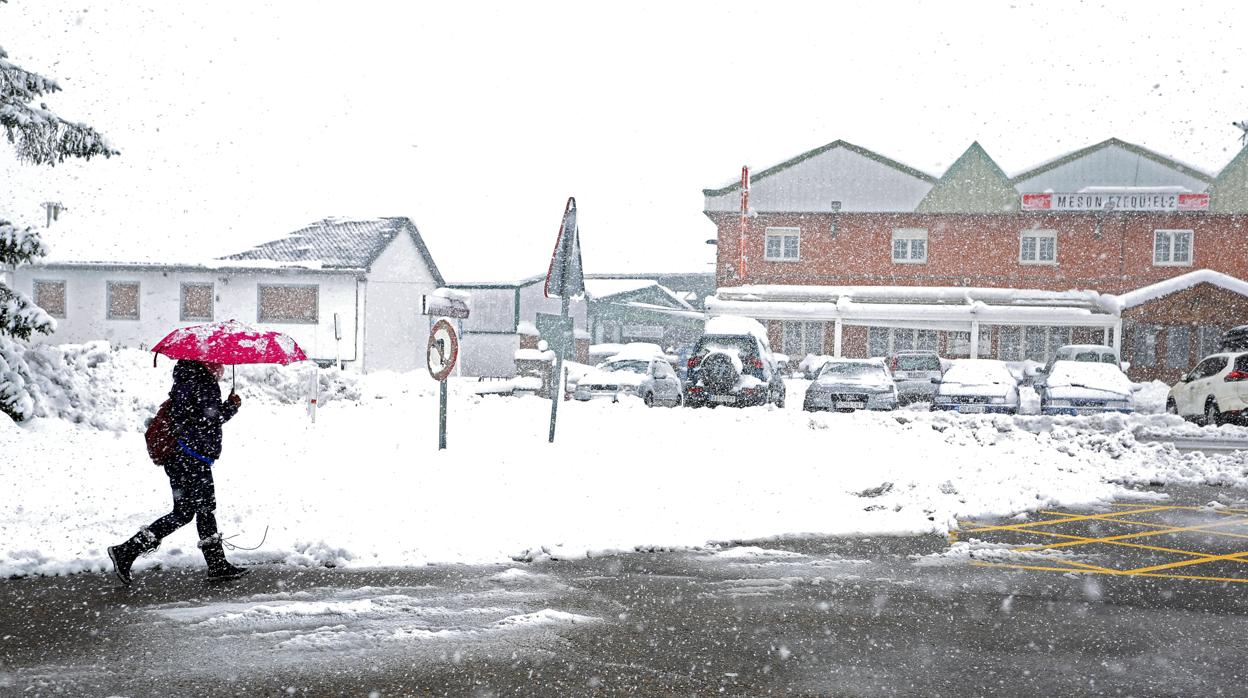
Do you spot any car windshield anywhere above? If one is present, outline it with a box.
[820,362,882,378]
[602,360,649,375]
[895,355,940,371]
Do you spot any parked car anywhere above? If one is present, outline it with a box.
[803,359,899,412]
[1038,344,1125,375]
[684,316,786,408]
[573,350,683,407]
[931,359,1020,414]
[1220,326,1248,352]
[1039,361,1135,415]
[1166,351,1248,425]
[887,350,944,403]
[799,354,835,379]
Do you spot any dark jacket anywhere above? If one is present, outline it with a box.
[169,360,239,462]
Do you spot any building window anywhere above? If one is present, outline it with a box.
[33,280,66,318]
[1132,325,1158,367]
[180,283,215,322]
[1153,229,1193,266]
[1198,326,1223,360]
[258,284,318,324]
[1019,230,1057,265]
[106,281,140,320]
[870,327,938,356]
[781,321,824,357]
[764,227,800,261]
[1164,326,1191,369]
[997,325,1069,361]
[891,229,927,264]
[947,330,993,358]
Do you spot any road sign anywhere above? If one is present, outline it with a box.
[544,197,584,299]
[427,319,459,381]
[536,312,574,356]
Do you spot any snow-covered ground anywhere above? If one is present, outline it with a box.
[2,345,1247,579]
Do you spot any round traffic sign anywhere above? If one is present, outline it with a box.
[427,319,459,381]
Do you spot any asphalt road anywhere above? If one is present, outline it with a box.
[4,484,1248,697]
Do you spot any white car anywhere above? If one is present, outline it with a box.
[1039,361,1135,415]
[931,359,1020,414]
[573,354,683,407]
[1166,351,1248,425]
[803,358,899,412]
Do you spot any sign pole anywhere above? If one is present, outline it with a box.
[439,378,448,450]
[548,294,569,443]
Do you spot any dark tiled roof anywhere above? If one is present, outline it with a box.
[218,217,444,285]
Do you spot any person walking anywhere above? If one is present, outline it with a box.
[108,359,248,584]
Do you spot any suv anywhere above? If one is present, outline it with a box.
[1167,351,1248,425]
[887,351,943,404]
[685,317,786,408]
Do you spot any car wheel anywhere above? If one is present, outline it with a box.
[673,392,683,408]
[775,389,786,409]
[1205,400,1222,427]
[1166,399,1178,416]
[644,392,655,408]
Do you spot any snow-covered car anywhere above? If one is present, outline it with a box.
[573,349,683,407]
[803,359,899,412]
[888,351,943,403]
[1039,361,1135,415]
[685,316,785,408]
[1167,351,1248,425]
[931,359,1020,414]
[1037,344,1126,380]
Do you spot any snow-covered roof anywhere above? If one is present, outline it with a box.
[218,217,444,284]
[584,278,657,299]
[718,284,1110,309]
[1010,138,1213,194]
[703,140,936,214]
[1112,269,1248,312]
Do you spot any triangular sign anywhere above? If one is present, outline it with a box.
[544,196,585,299]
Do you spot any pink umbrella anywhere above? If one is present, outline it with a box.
[152,320,308,386]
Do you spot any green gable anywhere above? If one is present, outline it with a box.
[916,142,1017,213]
[1209,144,1248,213]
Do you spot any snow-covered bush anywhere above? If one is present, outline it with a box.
[0,336,37,421]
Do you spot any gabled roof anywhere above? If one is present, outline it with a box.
[1113,269,1248,312]
[1009,137,1215,188]
[1209,144,1248,213]
[219,217,444,285]
[916,142,1018,213]
[702,140,936,197]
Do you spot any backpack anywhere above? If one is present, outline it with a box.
[145,399,177,466]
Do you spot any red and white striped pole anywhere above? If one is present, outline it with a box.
[738,165,750,280]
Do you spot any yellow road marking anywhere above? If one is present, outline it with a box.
[957,502,1248,583]
[960,506,1176,534]
[970,560,1248,584]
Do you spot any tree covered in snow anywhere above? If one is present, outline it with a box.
[1,0,119,420]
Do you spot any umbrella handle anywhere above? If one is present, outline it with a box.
[232,365,236,395]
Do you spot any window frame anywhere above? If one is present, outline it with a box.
[763,227,801,262]
[257,283,320,324]
[1164,325,1191,369]
[179,282,216,322]
[891,228,928,264]
[1019,229,1058,265]
[106,280,141,321]
[781,320,824,356]
[1152,229,1194,267]
[32,279,67,319]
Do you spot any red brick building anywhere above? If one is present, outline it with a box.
[702,139,1248,382]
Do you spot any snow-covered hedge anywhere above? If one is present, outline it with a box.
[0,340,365,430]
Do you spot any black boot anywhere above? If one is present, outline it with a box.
[108,528,158,585]
[200,534,249,580]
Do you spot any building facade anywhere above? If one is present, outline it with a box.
[703,139,1248,382]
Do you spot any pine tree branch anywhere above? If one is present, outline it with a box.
[0,49,62,103]
[0,219,47,266]
[0,283,56,340]
[0,100,118,165]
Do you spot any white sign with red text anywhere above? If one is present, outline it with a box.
[1021,192,1209,212]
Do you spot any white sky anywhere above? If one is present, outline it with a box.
[2,1,1246,281]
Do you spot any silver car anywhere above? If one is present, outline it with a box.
[573,356,683,407]
[888,351,944,404]
[803,359,899,412]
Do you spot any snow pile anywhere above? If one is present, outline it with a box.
[0,340,364,431]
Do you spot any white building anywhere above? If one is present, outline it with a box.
[11,217,445,373]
